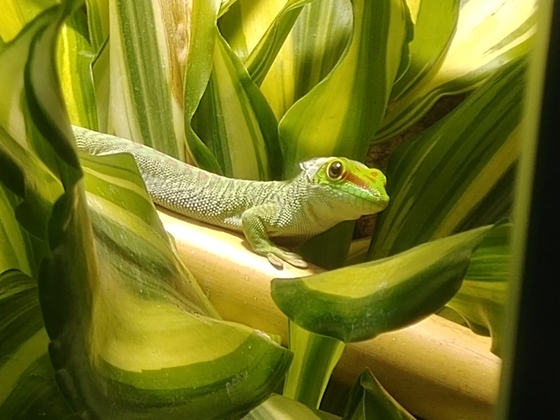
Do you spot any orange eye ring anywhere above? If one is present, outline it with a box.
[327,160,344,179]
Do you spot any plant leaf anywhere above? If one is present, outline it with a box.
[183,0,224,171]
[278,0,412,169]
[369,56,527,260]
[242,394,341,420]
[191,30,282,180]
[283,322,345,408]
[447,221,510,356]
[260,0,353,120]
[57,7,98,129]
[219,0,315,86]
[344,369,414,420]
[390,0,460,100]
[271,226,489,343]
[375,0,536,142]
[0,4,293,417]
[107,0,186,158]
[0,0,58,42]
[0,269,75,419]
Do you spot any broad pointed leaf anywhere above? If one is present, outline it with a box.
[376,0,536,141]
[272,226,490,343]
[191,30,282,180]
[369,57,526,260]
[0,4,292,418]
[279,0,412,169]
[107,0,186,158]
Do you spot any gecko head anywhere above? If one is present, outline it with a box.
[300,157,390,217]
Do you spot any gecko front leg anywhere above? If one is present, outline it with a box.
[241,206,308,269]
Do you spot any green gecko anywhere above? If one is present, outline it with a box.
[73,126,389,269]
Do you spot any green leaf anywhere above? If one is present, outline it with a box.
[279,0,412,169]
[242,393,341,420]
[369,56,526,260]
[219,0,315,87]
[447,221,510,356]
[0,186,32,276]
[1,4,293,417]
[282,322,345,408]
[376,0,536,142]
[271,226,489,343]
[259,0,353,120]
[0,0,58,42]
[183,0,224,171]
[57,7,98,129]
[107,0,186,158]
[85,0,109,53]
[0,269,74,419]
[191,30,282,180]
[390,0,460,100]
[344,369,414,420]
[80,151,219,317]
[50,152,293,419]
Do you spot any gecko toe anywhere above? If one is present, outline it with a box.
[267,254,285,269]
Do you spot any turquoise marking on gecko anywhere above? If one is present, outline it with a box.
[73,126,390,269]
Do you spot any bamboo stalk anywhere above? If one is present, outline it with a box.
[158,209,500,420]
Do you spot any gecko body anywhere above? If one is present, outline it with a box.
[73,126,389,268]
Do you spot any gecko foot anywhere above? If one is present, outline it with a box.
[266,250,308,270]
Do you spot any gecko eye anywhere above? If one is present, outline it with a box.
[327,160,344,179]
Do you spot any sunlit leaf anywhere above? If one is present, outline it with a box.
[272,226,489,343]
[279,0,412,169]
[283,323,345,408]
[0,0,58,42]
[57,8,98,129]
[191,30,282,180]
[390,0,460,100]
[85,0,109,53]
[369,57,526,260]
[376,0,535,141]
[0,4,293,417]
[107,0,186,158]
[183,0,224,171]
[220,0,315,86]
[259,0,353,120]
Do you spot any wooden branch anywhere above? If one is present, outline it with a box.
[158,209,500,420]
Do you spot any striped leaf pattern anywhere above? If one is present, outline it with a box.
[0,270,74,418]
[369,57,526,260]
[190,30,282,180]
[242,394,341,420]
[447,222,510,356]
[344,369,414,420]
[106,0,184,157]
[0,3,292,417]
[375,0,536,142]
[272,226,489,343]
[278,0,412,170]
